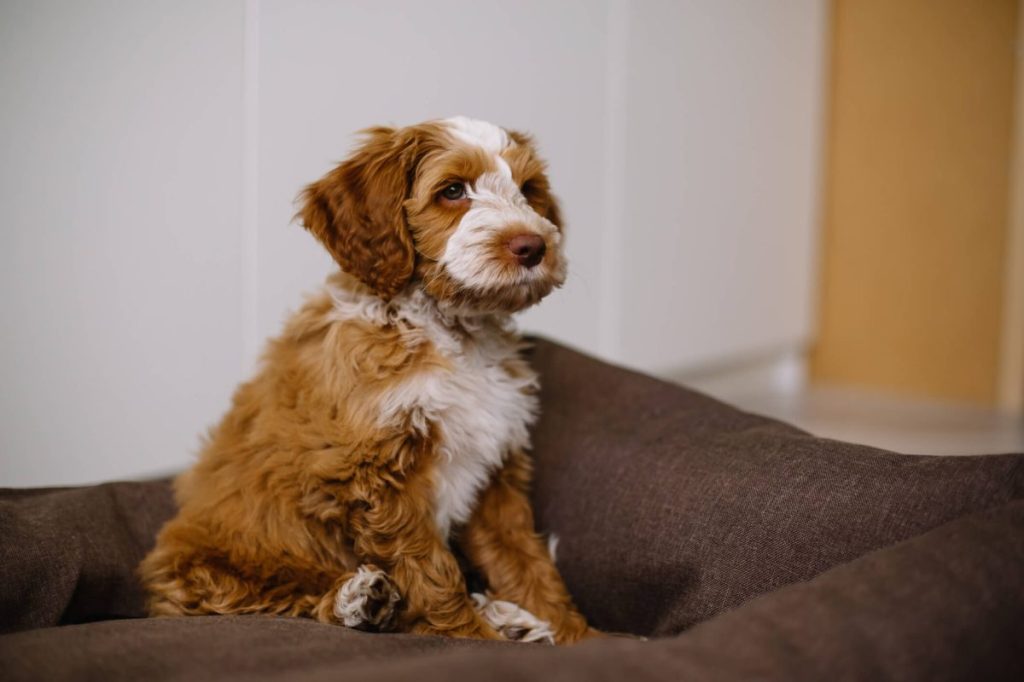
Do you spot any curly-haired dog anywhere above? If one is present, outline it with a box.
[139,117,596,644]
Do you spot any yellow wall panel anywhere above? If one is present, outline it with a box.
[812,0,1018,404]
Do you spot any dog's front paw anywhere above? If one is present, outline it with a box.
[471,593,555,644]
[334,565,401,631]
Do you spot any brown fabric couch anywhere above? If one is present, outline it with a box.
[2,338,1022,680]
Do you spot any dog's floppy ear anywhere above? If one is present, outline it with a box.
[298,126,421,300]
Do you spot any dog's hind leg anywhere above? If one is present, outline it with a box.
[139,528,388,628]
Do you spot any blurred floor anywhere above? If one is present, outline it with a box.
[729,386,1024,456]
[681,358,1024,456]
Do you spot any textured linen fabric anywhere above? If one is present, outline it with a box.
[524,339,1023,636]
[0,481,175,633]
[1,337,1022,680]
[0,616,513,682]
[2,502,1021,682]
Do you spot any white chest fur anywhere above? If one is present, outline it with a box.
[333,286,538,541]
[425,338,536,539]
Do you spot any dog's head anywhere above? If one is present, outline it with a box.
[299,117,566,314]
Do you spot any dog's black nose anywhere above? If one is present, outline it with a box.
[507,234,546,268]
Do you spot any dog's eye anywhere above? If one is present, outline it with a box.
[441,182,466,201]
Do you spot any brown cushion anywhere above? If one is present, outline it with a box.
[640,499,1024,681]
[352,501,1021,682]
[0,337,1021,640]
[0,481,175,633]
[0,615,511,682]
[2,502,1021,681]
[524,339,1023,636]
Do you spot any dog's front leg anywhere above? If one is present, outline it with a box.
[458,450,597,645]
[349,482,501,641]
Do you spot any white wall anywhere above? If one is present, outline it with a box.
[613,0,827,376]
[0,0,828,487]
[0,1,247,487]
[253,0,610,369]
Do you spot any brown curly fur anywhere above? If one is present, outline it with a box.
[299,125,441,300]
[139,120,594,644]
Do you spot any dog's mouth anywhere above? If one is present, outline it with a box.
[421,259,565,315]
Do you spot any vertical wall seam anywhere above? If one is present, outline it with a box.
[241,0,260,375]
[804,0,836,386]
